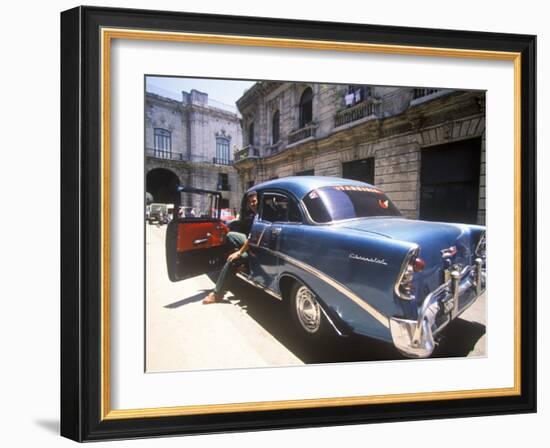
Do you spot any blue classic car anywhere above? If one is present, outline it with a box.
[166,177,486,358]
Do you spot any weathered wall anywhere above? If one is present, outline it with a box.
[236,84,485,223]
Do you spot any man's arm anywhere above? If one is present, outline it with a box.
[238,239,249,256]
[227,238,249,262]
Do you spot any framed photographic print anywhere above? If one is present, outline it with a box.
[60,6,536,442]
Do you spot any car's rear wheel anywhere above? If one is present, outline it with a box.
[290,281,327,339]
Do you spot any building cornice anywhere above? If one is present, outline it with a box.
[146,92,182,107]
[146,91,240,122]
[236,81,283,111]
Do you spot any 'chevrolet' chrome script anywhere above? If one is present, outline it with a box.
[349,253,388,266]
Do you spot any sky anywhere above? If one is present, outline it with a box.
[146,76,256,113]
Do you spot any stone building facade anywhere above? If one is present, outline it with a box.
[145,89,243,212]
[234,82,485,224]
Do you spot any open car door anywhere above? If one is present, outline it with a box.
[165,186,229,281]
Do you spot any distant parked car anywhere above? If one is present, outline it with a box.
[148,203,173,225]
[166,176,486,358]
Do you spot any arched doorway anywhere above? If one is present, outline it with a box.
[146,168,180,204]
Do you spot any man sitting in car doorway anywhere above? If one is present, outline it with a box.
[202,191,258,304]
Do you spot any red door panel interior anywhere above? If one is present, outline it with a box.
[176,221,228,252]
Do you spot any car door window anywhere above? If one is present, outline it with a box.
[260,192,302,224]
[287,198,303,223]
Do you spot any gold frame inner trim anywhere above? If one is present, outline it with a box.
[100,27,522,421]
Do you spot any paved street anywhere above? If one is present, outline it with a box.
[146,224,486,373]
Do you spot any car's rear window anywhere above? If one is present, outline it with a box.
[303,185,401,223]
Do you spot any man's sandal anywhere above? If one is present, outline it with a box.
[202,292,224,304]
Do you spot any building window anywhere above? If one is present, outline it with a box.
[342,158,375,185]
[153,128,171,158]
[299,88,313,128]
[296,169,314,176]
[344,85,369,107]
[218,173,229,191]
[216,137,231,165]
[219,198,230,209]
[248,122,255,146]
[247,180,255,190]
[272,110,280,144]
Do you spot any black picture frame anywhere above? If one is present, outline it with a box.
[61,5,536,442]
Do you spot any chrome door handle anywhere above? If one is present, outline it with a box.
[271,227,282,235]
[193,233,212,245]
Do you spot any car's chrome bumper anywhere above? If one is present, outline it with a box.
[389,258,486,358]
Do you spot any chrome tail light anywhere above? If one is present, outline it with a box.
[474,232,486,295]
[395,248,425,301]
[475,233,486,263]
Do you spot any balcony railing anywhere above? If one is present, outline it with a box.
[146,148,179,160]
[212,157,233,166]
[412,88,443,99]
[288,123,317,144]
[234,145,259,162]
[146,148,228,165]
[334,101,375,128]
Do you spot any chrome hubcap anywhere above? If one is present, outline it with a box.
[295,286,321,333]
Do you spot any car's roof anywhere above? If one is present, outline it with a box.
[248,176,377,199]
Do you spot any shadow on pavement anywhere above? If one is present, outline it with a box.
[164,289,211,308]
[162,272,226,308]
[432,319,486,358]
[228,277,486,365]
[228,278,404,365]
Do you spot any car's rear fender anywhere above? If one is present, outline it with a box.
[276,226,418,342]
